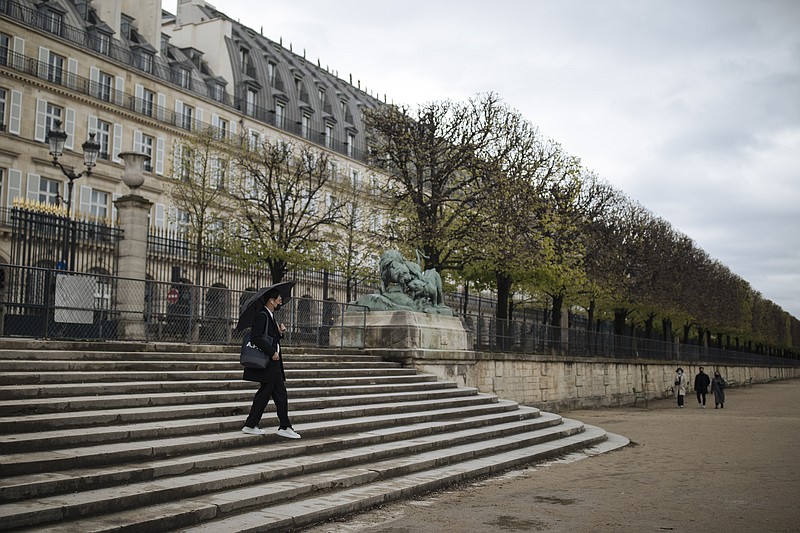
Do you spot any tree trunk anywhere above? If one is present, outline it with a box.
[495,272,512,351]
[613,308,628,336]
[551,293,564,352]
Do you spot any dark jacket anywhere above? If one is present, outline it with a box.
[243,309,286,384]
[694,371,711,393]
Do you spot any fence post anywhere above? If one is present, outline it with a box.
[114,153,153,340]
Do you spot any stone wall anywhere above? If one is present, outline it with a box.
[390,351,800,411]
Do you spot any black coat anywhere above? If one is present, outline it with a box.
[243,309,286,384]
[694,371,711,393]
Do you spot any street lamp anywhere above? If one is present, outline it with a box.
[46,120,101,270]
[47,120,101,213]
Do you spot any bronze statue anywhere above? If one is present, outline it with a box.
[354,250,454,315]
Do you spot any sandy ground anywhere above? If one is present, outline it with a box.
[300,380,800,533]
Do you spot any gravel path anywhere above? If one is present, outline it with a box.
[301,379,800,533]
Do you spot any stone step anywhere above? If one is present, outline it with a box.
[0,385,471,426]
[0,342,623,532]
[0,367,420,385]
[0,374,440,400]
[0,408,544,503]
[0,398,520,474]
[0,380,457,411]
[0,359,401,372]
[178,424,611,533]
[0,414,580,531]
[0,348,373,362]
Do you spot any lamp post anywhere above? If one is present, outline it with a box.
[47,120,101,269]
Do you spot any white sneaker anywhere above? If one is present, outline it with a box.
[242,426,266,436]
[277,427,301,439]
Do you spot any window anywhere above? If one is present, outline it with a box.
[212,83,224,102]
[42,10,63,35]
[174,209,190,238]
[94,32,111,55]
[120,16,132,40]
[138,51,154,74]
[44,102,63,139]
[246,88,257,115]
[179,147,193,181]
[0,33,9,67]
[301,113,311,138]
[275,102,285,128]
[142,88,155,117]
[347,133,356,158]
[210,157,226,189]
[48,52,65,85]
[98,71,113,102]
[181,104,194,131]
[217,117,229,140]
[351,169,360,189]
[89,189,109,219]
[39,177,59,205]
[268,62,276,86]
[0,87,6,132]
[179,68,190,89]
[325,123,333,148]
[141,134,154,171]
[249,129,260,151]
[95,120,111,160]
[239,48,249,70]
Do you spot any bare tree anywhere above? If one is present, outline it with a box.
[226,136,343,283]
[167,127,234,286]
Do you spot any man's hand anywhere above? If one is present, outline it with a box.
[278,323,287,334]
[272,353,280,361]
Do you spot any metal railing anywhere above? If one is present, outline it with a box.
[463,312,800,366]
[0,264,367,346]
[1,0,372,162]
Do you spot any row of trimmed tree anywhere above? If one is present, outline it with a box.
[169,92,798,356]
[364,93,798,356]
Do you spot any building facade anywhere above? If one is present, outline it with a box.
[0,0,386,280]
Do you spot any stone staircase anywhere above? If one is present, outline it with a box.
[0,343,626,532]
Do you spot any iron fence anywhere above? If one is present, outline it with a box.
[9,206,121,274]
[463,312,800,367]
[0,264,367,346]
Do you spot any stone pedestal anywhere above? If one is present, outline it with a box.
[114,194,152,340]
[332,310,476,366]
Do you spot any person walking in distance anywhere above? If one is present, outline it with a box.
[711,371,728,409]
[242,288,301,439]
[674,368,687,408]
[694,367,711,408]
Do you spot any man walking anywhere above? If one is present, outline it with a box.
[242,287,301,439]
[694,367,711,409]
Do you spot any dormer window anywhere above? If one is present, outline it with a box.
[211,82,225,102]
[121,15,133,40]
[178,68,190,89]
[137,50,154,74]
[246,88,258,115]
[93,32,111,55]
[41,10,63,35]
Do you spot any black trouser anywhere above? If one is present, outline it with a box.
[245,380,291,429]
[696,390,707,405]
[677,394,684,407]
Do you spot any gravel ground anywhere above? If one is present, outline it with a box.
[300,379,800,533]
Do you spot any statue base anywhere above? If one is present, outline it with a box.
[332,310,474,356]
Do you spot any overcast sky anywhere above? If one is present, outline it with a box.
[164,0,800,318]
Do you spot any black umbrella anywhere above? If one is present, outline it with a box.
[235,281,296,332]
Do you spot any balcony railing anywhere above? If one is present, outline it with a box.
[0,0,371,162]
